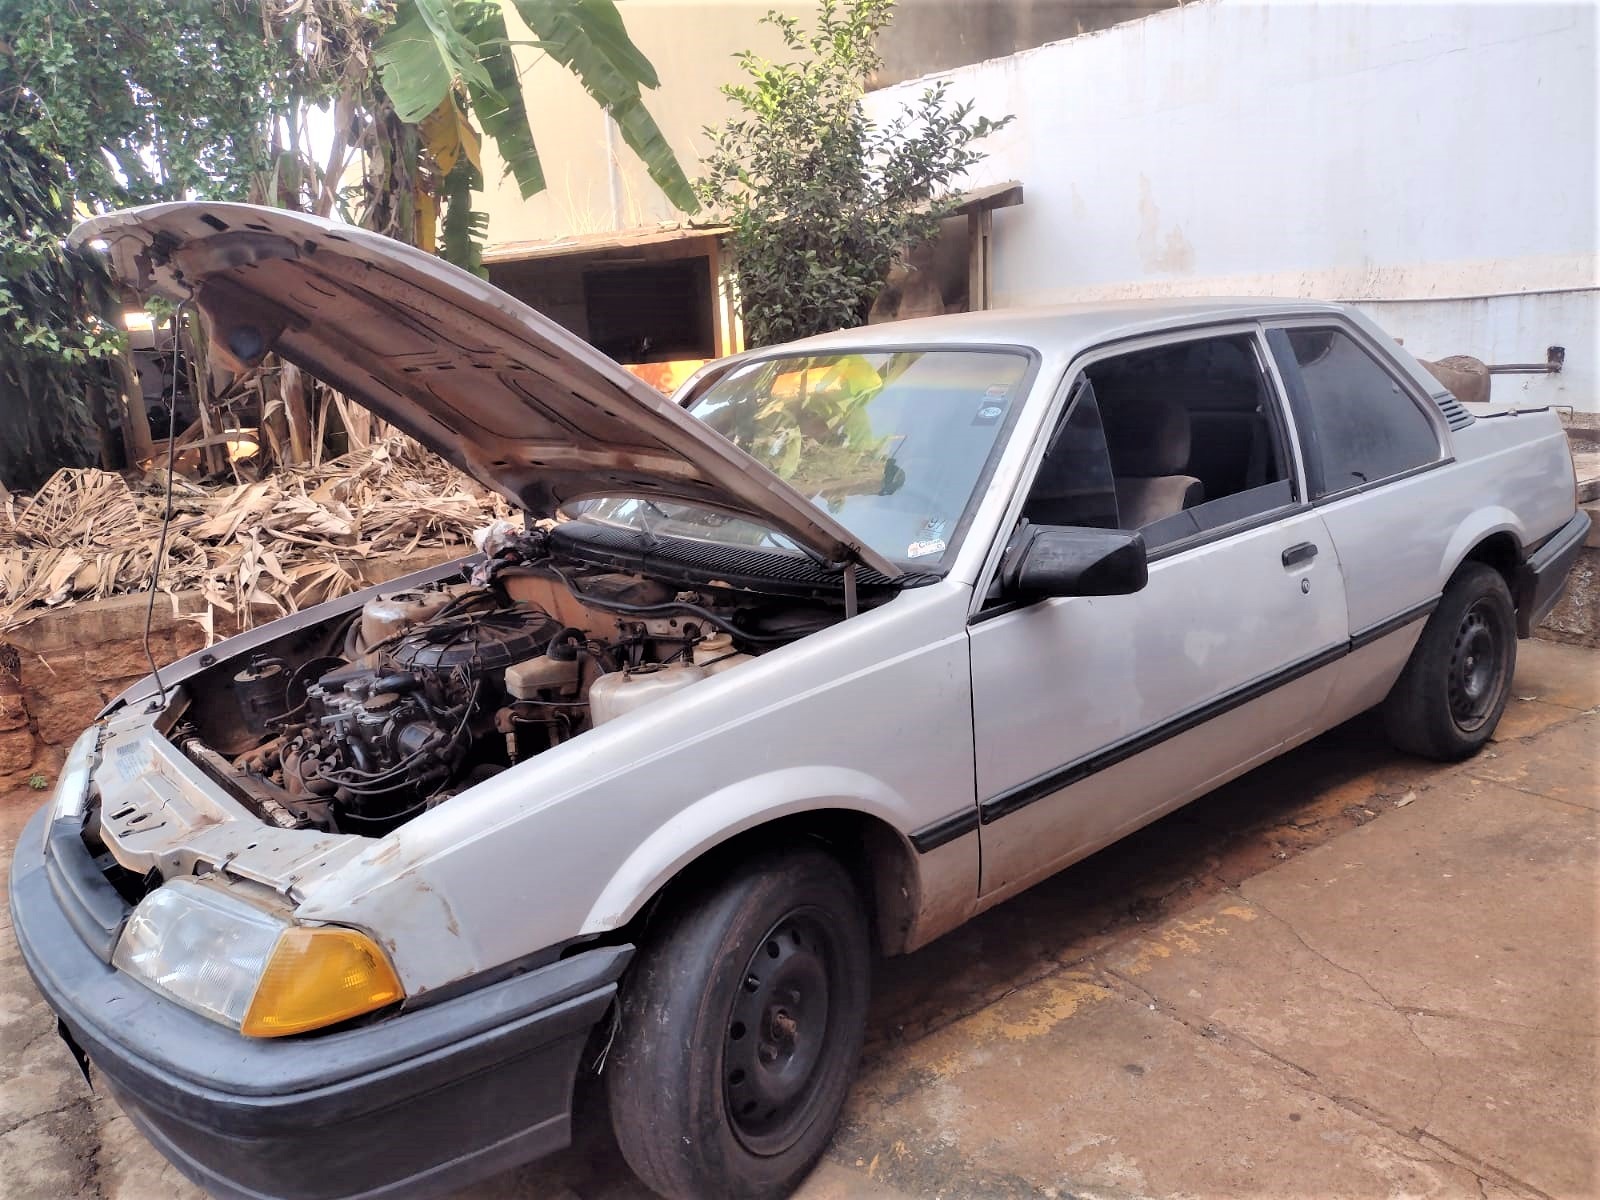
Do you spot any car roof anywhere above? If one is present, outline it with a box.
[783,297,1354,357]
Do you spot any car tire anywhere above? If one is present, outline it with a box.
[1382,562,1517,761]
[606,847,871,1200]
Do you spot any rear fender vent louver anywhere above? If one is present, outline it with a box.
[1433,393,1476,431]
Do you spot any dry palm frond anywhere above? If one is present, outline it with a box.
[0,435,511,638]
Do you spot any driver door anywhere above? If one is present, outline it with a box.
[968,331,1348,903]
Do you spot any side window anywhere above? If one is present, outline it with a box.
[1081,333,1296,552]
[1268,327,1441,498]
[1021,380,1120,531]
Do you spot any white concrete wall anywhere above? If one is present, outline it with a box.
[866,0,1599,409]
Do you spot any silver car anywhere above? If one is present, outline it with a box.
[11,203,1589,1200]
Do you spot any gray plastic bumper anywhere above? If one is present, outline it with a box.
[1517,509,1592,637]
[9,804,631,1200]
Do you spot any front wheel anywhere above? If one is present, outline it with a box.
[607,848,871,1200]
[1382,562,1517,760]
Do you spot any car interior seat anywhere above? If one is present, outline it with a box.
[1100,387,1206,529]
[1186,392,1275,499]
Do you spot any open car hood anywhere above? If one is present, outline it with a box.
[73,202,899,577]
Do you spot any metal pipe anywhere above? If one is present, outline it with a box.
[1487,346,1565,375]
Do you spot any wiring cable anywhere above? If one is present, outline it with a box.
[142,305,190,706]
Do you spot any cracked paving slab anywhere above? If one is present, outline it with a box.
[837,969,1495,1199]
[1212,779,1598,1197]
[1461,714,1600,813]
[838,764,1596,1198]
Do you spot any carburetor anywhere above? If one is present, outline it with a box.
[278,603,562,831]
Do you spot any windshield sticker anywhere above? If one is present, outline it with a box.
[973,397,1006,425]
[906,537,947,558]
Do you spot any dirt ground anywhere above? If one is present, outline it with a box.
[2,640,1595,1200]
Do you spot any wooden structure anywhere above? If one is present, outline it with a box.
[484,225,738,363]
[952,181,1024,313]
[480,180,1024,366]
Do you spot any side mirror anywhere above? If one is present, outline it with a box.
[999,524,1148,601]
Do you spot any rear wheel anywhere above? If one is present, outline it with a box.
[1383,562,1517,760]
[607,848,870,1200]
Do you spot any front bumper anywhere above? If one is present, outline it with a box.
[1517,509,1593,637]
[10,804,631,1200]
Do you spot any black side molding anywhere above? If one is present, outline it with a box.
[907,808,980,853]
[979,641,1350,826]
[912,594,1447,851]
[1350,596,1439,650]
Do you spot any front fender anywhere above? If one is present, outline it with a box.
[578,765,913,934]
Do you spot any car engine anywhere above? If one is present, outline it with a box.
[274,596,570,831]
[188,544,825,835]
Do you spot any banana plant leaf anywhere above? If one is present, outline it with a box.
[510,0,698,212]
[440,160,489,275]
[375,3,468,124]
[451,1,546,197]
[419,93,482,178]
[379,0,691,209]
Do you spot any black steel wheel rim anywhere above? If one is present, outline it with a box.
[1447,597,1507,732]
[723,908,839,1156]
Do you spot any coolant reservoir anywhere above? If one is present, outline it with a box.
[693,631,752,676]
[505,651,581,699]
[590,664,707,726]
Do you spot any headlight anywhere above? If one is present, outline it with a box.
[115,879,280,1027]
[113,878,403,1037]
[51,727,99,822]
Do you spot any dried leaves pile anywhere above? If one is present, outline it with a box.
[0,437,510,637]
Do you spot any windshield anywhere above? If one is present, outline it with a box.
[571,349,1030,566]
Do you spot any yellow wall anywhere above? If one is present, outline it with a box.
[476,0,1171,245]
[477,0,809,244]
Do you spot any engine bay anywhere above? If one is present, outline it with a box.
[170,528,843,836]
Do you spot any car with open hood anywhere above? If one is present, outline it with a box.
[9,202,1590,1200]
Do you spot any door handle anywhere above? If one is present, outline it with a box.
[1282,542,1318,568]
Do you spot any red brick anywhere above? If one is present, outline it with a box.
[87,637,166,683]
[0,728,37,780]
[32,688,105,746]
[0,692,27,733]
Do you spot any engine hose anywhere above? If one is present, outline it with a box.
[523,565,796,644]
[339,613,364,661]
[549,627,585,660]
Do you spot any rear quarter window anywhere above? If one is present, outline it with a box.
[1269,327,1442,498]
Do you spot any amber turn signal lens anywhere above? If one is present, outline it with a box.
[241,926,403,1038]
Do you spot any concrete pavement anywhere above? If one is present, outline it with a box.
[2,640,1595,1199]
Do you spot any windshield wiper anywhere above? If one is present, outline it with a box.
[637,498,671,547]
[787,537,836,570]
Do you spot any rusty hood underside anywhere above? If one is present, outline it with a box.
[73,202,899,577]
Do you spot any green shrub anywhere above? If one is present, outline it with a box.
[698,0,1009,347]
